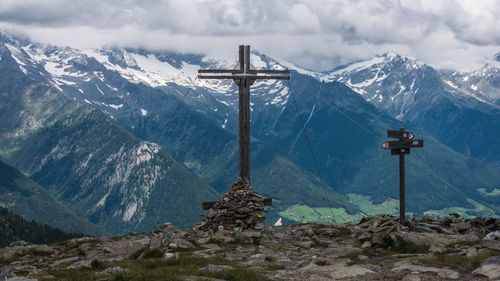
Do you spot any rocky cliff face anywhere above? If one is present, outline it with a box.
[2,214,500,280]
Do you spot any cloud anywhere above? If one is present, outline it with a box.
[0,0,499,71]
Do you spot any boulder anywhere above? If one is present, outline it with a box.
[392,264,459,279]
[66,259,99,270]
[298,263,375,280]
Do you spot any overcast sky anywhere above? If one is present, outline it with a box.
[1,0,499,71]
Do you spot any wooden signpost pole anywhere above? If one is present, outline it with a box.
[382,127,424,224]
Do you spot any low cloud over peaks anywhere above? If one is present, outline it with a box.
[1,0,499,71]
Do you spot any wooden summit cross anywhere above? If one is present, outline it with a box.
[382,127,424,224]
[198,45,290,181]
[198,45,289,211]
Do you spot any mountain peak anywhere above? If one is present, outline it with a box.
[494,52,500,62]
[0,29,30,46]
[381,52,400,60]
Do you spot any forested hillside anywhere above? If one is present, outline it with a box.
[0,207,82,247]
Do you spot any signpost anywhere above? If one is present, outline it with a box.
[382,127,423,224]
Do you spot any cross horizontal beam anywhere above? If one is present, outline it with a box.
[198,69,290,74]
[198,44,290,82]
[198,75,290,80]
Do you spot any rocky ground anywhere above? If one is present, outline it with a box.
[2,214,500,281]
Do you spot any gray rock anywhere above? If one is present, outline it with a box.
[0,247,20,258]
[158,222,179,234]
[192,251,212,259]
[254,223,264,230]
[0,269,14,280]
[196,238,210,244]
[245,253,267,266]
[273,232,286,239]
[31,244,53,254]
[401,275,421,281]
[402,232,479,247]
[466,247,479,257]
[428,244,445,253]
[50,256,80,267]
[361,241,371,248]
[176,276,227,281]
[66,259,98,270]
[484,231,500,240]
[102,246,112,253]
[78,243,91,252]
[392,264,459,279]
[9,241,29,247]
[7,278,38,281]
[358,255,369,261]
[97,266,126,275]
[172,238,195,249]
[450,222,471,233]
[473,263,500,279]
[482,255,500,265]
[163,252,178,259]
[297,241,314,248]
[198,264,233,273]
[480,240,500,251]
[298,263,374,279]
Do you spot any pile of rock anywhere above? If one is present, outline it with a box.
[354,213,500,248]
[190,177,266,236]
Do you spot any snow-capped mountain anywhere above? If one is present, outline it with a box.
[3,30,500,228]
[3,33,291,133]
[323,53,427,120]
[322,53,500,119]
[446,55,500,105]
[312,52,500,161]
[0,31,359,230]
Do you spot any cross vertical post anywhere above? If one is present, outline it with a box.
[382,127,424,224]
[198,45,290,182]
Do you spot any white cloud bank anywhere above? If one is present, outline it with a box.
[1,0,499,71]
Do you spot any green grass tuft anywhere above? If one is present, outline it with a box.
[381,235,429,254]
[422,250,500,270]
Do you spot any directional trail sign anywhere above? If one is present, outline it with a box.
[382,127,424,224]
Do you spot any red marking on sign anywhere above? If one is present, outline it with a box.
[216,225,226,232]
[381,141,390,149]
[408,132,414,140]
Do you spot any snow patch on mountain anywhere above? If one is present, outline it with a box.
[108,104,123,110]
[5,44,28,74]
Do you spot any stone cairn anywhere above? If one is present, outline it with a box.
[191,177,266,236]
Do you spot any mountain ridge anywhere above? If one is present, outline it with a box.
[1,30,500,228]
